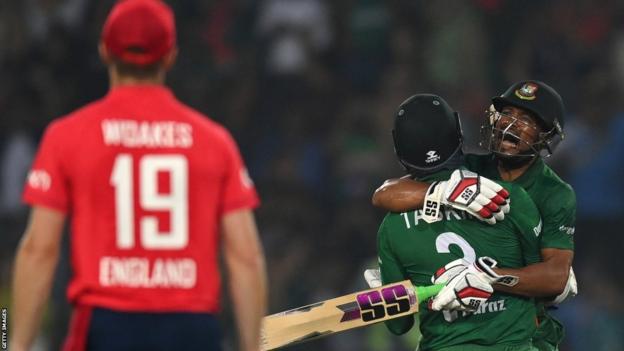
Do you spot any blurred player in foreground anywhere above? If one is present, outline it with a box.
[11,1,267,350]
[371,81,576,350]
[375,94,544,350]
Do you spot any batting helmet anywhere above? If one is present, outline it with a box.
[392,94,463,175]
[481,80,565,158]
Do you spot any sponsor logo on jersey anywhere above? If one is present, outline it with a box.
[425,150,441,164]
[533,219,542,237]
[99,256,197,288]
[514,82,538,100]
[27,169,51,191]
[559,225,575,235]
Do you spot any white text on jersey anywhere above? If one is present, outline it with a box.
[102,119,193,148]
[401,208,468,229]
[448,299,507,321]
[99,256,196,288]
[471,299,506,315]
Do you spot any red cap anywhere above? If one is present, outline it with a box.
[102,0,176,66]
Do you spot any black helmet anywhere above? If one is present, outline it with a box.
[392,94,463,175]
[481,80,565,158]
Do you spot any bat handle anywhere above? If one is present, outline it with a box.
[414,284,445,302]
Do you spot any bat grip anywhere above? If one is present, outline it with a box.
[415,284,445,302]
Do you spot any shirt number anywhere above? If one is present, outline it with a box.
[110,154,189,250]
[435,231,476,263]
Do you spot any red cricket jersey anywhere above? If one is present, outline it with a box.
[23,85,259,313]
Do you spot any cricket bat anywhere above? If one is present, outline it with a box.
[261,280,443,350]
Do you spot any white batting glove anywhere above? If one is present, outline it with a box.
[364,268,382,288]
[423,169,510,225]
[430,257,518,312]
[546,267,578,306]
[430,261,493,312]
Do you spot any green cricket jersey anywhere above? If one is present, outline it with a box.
[378,170,543,350]
[464,155,575,251]
[465,154,576,350]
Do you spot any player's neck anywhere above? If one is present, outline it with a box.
[109,69,166,88]
[496,160,533,181]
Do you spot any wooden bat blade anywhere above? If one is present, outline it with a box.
[261,281,443,350]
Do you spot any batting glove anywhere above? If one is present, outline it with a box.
[423,169,510,225]
[364,268,382,288]
[430,257,518,312]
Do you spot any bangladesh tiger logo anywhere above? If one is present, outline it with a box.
[514,83,538,100]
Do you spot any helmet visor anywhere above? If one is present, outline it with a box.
[479,110,543,158]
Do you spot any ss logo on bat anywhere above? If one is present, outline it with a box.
[356,284,411,322]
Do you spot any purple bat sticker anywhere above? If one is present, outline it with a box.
[338,283,413,323]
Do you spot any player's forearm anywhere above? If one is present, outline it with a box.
[11,236,60,350]
[222,210,268,351]
[227,253,268,351]
[493,264,567,297]
[372,177,428,212]
[493,249,572,297]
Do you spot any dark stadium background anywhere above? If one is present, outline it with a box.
[1,0,623,350]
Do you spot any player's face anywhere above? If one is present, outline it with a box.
[491,106,542,156]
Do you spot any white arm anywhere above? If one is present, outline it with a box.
[222,209,268,351]
[11,206,66,351]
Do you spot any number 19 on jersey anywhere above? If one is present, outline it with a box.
[110,154,189,250]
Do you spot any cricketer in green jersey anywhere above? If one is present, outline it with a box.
[371,81,576,351]
[376,93,543,350]
[463,153,575,349]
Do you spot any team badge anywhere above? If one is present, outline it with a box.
[514,82,538,100]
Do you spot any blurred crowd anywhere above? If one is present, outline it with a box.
[1,0,624,350]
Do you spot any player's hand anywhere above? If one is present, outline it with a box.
[423,169,510,225]
[363,268,382,288]
[430,257,519,312]
[546,267,578,306]
[433,256,519,287]
[430,258,494,312]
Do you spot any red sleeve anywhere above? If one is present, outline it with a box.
[22,121,71,213]
[219,131,260,215]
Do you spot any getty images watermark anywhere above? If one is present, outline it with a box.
[1,307,7,350]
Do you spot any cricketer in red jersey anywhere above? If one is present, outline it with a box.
[11,1,268,351]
